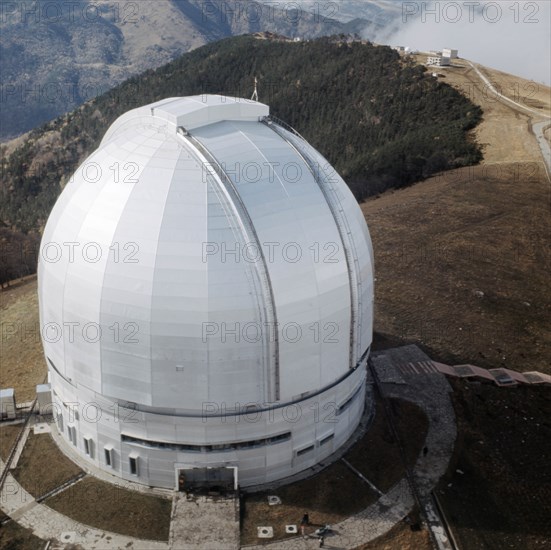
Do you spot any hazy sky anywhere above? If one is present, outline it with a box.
[373,0,550,85]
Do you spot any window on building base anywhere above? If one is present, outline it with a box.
[104,446,114,468]
[129,455,139,476]
[337,385,362,416]
[83,436,94,458]
[67,425,77,446]
[56,413,64,433]
[318,433,334,446]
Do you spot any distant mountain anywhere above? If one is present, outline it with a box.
[256,0,403,24]
[0,0,374,141]
[0,34,482,239]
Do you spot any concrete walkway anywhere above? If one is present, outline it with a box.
[170,494,240,550]
[373,345,457,550]
[0,460,169,550]
[373,346,456,498]
[0,415,169,549]
[245,345,457,549]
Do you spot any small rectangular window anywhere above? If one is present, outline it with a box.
[56,413,64,432]
[319,433,334,446]
[104,447,113,467]
[129,456,138,475]
[297,445,314,457]
[83,437,94,458]
[337,386,362,416]
[67,425,77,446]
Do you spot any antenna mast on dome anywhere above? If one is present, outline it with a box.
[251,77,259,102]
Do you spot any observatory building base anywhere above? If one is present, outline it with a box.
[49,361,371,490]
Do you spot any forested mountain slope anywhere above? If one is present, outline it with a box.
[0,35,482,239]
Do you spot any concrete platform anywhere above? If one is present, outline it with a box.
[170,494,239,549]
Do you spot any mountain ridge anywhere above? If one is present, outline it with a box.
[0,34,482,245]
[0,0,375,140]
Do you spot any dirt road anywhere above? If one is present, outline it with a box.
[467,60,551,178]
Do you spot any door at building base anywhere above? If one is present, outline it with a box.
[177,467,235,492]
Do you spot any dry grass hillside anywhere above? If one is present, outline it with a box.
[0,276,46,401]
[365,57,550,373]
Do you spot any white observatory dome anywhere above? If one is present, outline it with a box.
[39,95,374,489]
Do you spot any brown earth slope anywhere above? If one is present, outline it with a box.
[436,380,551,549]
[366,58,551,374]
[0,276,46,401]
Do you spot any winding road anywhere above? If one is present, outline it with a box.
[467,61,551,181]
[533,120,551,182]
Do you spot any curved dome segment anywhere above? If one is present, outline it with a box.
[275,126,375,360]
[190,119,355,401]
[38,95,375,489]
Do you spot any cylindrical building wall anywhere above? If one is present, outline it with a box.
[48,358,369,488]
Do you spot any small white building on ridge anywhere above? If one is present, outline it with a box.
[442,48,458,59]
[427,56,451,67]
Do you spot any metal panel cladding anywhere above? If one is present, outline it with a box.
[39,94,374,416]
